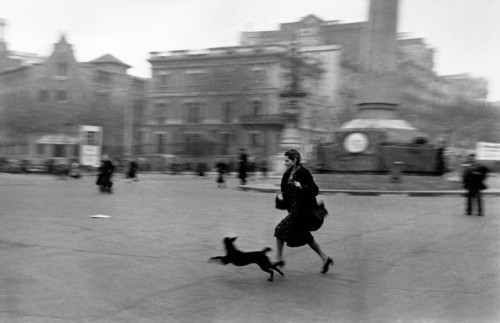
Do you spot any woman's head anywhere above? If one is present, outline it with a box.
[284,149,301,169]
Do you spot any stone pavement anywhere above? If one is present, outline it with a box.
[0,173,498,322]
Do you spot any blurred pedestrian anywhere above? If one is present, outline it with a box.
[238,148,248,185]
[462,153,489,216]
[273,149,333,273]
[216,160,227,188]
[96,155,115,193]
[197,162,206,176]
[126,158,139,182]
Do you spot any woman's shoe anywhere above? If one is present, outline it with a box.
[273,260,285,268]
[321,257,333,274]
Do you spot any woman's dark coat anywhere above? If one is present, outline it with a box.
[280,165,319,212]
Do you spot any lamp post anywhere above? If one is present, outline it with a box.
[272,39,308,173]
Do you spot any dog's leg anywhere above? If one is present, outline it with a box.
[257,264,275,281]
[267,270,274,282]
[208,256,229,264]
[272,265,285,277]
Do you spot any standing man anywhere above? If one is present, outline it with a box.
[238,148,248,185]
[462,154,489,216]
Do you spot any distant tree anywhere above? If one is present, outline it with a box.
[409,98,500,147]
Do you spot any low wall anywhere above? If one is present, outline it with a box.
[315,143,441,174]
[380,145,439,173]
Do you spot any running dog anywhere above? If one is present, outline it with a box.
[209,237,284,281]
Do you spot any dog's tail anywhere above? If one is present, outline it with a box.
[262,247,272,253]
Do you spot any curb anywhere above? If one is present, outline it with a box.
[237,185,500,197]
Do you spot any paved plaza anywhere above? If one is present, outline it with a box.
[0,173,499,322]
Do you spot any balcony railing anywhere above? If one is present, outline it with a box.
[138,142,229,157]
[239,114,284,125]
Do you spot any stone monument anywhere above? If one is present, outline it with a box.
[272,42,308,174]
[325,0,428,172]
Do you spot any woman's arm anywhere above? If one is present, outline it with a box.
[297,168,319,197]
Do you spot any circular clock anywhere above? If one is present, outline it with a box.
[343,132,369,153]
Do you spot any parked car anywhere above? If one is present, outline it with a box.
[68,161,82,178]
[2,158,23,173]
[23,158,48,174]
[49,158,71,176]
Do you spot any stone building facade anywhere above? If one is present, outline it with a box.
[144,44,338,167]
[0,33,148,160]
[240,15,489,133]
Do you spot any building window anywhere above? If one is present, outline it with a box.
[220,133,230,155]
[157,72,172,87]
[56,90,68,102]
[250,132,261,147]
[186,71,206,87]
[156,133,165,154]
[95,71,111,85]
[56,62,68,77]
[251,68,267,83]
[183,133,204,156]
[186,102,202,123]
[251,100,262,117]
[39,90,49,102]
[153,102,168,124]
[223,101,232,123]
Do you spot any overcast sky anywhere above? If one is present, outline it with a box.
[1,0,499,101]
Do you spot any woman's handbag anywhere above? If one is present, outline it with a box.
[275,192,288,210]
[306,200,328,231]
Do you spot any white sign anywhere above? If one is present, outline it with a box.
[79,125,102,167]
[476,142,500,160]
[344,132,369,153]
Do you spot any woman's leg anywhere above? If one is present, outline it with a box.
[309,240,334,273]
[276,238,285,262]
[308,240,327,262]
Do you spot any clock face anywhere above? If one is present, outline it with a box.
[343,132,369,153]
